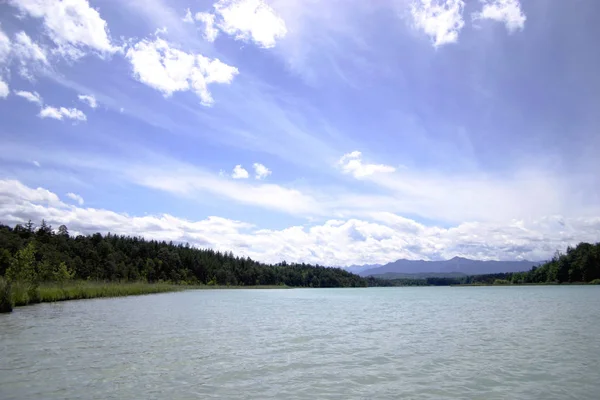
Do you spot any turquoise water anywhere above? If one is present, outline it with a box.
[1,286,599,399]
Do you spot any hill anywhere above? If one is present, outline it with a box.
[359,257,542,276]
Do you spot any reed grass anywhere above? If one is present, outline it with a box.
[36,281,185,302]
[0,280,290,312]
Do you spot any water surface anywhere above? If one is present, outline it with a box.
[1,287,599,399]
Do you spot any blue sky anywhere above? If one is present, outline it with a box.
[1,0,599,266]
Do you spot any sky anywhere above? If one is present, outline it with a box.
[0,0,599,266]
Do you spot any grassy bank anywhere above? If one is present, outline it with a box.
[0,279,291,312]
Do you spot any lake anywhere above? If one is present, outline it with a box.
[1,286,599,399]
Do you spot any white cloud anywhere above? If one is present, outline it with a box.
[78,94,97,108]
[0,25,10,64]
[182,8,194,23]
[66,192,84,205]
[126,37,238,105]
[195,12,219,42]
[39,106,87,121]
[0,79,8,98]
[232,164,249,179]
[125,163,321,216]
[214,0,287,48]
[472,0,526,33]
[8,0,117,59]
[1,179,599,266]
[155,26,168,36]
[14,90,43,105]
[411,0,465,47]
[13,31,48,64]
[253,163,271,179]
[12,31,49,79]
[33,160,41,167]
[338,151,396,178]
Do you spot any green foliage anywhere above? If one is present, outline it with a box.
[10,281,40,306]
[590,279,600,285]
[0,277,12,313]
[493,279,510,285]
[6,242,37,283]
[0,222,371,289]
[53,262,75,284]
[37,281,184,302]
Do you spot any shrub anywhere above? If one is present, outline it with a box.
[0,277,12,313]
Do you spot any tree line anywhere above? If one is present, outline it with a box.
[418,242,600,286]
[0,221,372,288]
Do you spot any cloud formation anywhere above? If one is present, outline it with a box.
[411,0,465,46]
[14,90,42,105]
[232,164,249,179]
[338,151,396,178]
[253,163,271,180]
[472,0,526,33]
[78,94,97,108]
[66,192,84,205]
[195,12,219,42]
[126,38,238,105]
[214,0,287,48]
[1,179,599,266]
[0,79,8,98]
[39,106,87,121]
[9,0,118,59]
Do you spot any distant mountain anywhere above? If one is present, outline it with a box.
[359,257,543,277]
[345,264,382,275]
[371,272,467,280]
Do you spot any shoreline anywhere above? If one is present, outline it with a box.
[0,281,291,313]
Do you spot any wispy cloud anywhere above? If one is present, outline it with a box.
[66,192,84,205]
[78,94,97,108]
[338,151,396,178]
[39,106,86,121]
[14,90,42,105]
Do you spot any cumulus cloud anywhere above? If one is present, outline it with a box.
[472,0,526,33]
[78,94,97,108]
[66,192,84,205]
[338,151,396,178]
[411,0,465,47]
[14,90,42,105]
[195,12,220,42]
[232,164,249,179]
[39,106,87,121]
[126,37,238,105]
[253,163,271,179]
[8,0,118,59]
[214,0,287,48]
[1,179,599,266]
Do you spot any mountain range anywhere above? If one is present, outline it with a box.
[347,257,543,277]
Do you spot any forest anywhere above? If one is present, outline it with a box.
[0,221,370,289]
